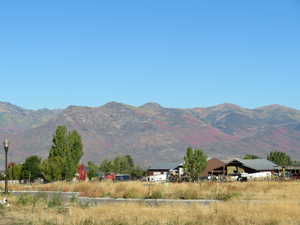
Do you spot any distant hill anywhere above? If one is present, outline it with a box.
[1,101,300,166]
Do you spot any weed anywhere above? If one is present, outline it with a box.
[79,218,97,225]
[70,194,78,203]
[148,190,163,199]
[17,194,34,206]
[40,221,59,225]
[214,192,241,201]
[47,194,63,208]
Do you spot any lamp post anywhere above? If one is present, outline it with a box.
[3,139,9,194]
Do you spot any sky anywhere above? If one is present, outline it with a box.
[0,0,300,110]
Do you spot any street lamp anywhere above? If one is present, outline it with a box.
[3,139,9,194]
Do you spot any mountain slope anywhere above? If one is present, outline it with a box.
[0,101,300,165]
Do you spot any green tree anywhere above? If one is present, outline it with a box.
[41,157,64,182]
[8,163,22,180]
[183,147,208,182]
[243,154,260,160]
[130,165,146,179]
[46,126,84,181]
[111,155,137,174]
[112,156,131,173]
[49,126,69,159]
[98,155,145,178]
[99,159,113,174]
[21,156,42,182]
[267,151,292,166]
[87,161,99,180]
[68,130,84,166]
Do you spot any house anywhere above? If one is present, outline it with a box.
[147,162,183,182]
[200,158,226,177]
[224,158,280,175]
[147,158,225,181]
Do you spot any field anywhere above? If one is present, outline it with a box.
[0,195,299,225]
[1,181,300,225]
[4,180,300,200]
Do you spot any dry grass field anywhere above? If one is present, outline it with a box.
[0,181,300,224]
[0,194,300,225]
[4,180,300,200]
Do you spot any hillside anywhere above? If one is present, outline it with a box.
[0,101,300,165]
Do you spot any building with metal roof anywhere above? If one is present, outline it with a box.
[148,162,183,171]
[225,158,280,174]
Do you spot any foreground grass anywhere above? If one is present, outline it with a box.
[1,194,300,225]
[4,180,300,200]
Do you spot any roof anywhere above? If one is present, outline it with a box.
[148,162,183,170]
[229,158,280,171]
[201,158,225,176]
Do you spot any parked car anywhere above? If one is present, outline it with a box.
[115,174,130,181]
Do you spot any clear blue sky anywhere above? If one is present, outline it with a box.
[0,1,299,110]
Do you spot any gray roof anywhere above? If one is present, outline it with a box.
[231,159,280,171]
[148,162,183,170]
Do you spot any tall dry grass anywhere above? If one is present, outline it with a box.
[3,195,300,225]
[5,180,300,200]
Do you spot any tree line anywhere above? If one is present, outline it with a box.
[3,126,145,182]
[87,155,145,180]
[243,152,293,166]
[3,126,84,182]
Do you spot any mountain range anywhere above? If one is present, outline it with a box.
[1,101,300,166]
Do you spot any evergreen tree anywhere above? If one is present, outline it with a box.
[183,147,207,181]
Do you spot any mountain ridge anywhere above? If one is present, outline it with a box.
[0,101,300,165]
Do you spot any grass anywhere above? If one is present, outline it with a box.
[1,181,300,225]
[4,180,300,200]
[1,195,300,225]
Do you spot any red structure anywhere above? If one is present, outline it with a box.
[8,162,16,168]
[77,164,87,181]
[104,173,116,180]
